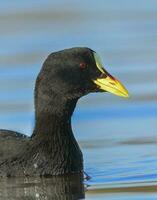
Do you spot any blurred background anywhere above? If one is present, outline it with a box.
[0,0,157,199]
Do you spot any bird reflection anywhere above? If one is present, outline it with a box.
[0,173,85,200]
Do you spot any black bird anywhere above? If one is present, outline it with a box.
[0,47,129,177]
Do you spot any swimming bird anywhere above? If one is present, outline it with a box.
[0,47,129,177]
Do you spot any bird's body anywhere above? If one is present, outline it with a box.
[0,47,129,177]
[0,130,28,161]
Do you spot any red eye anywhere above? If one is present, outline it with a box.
[79,63,86,69]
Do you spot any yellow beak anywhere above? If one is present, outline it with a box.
[93,72,129,98]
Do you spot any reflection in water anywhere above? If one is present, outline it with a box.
[0,174,85,200]
[1,0,157,199]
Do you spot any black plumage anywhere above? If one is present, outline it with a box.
[0,47,128,177]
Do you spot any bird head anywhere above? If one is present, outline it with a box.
[36,47,129,101]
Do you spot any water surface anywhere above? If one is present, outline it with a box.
[0,0,157,199]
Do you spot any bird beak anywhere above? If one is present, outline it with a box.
[92,52,129,98]
[93,71,129,98]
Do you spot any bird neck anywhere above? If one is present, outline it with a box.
[31,95,83,174]
[32,95,77,140]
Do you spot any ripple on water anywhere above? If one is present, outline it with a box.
[1,0,157,199]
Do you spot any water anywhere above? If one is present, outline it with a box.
[0,0,157,199]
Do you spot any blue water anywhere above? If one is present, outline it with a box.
[0,0,157,199]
